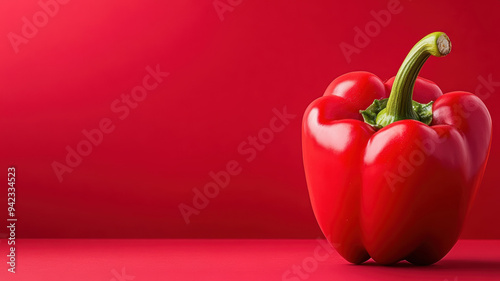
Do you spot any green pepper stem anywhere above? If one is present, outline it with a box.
[375,32,451,127]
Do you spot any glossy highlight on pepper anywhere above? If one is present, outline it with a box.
[302,32,492,265]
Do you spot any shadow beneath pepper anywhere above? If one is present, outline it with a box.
[336,259,500,281]
[355,258,500,271]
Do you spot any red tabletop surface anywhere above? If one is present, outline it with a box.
[1,239,499,281]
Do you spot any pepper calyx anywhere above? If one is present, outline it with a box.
[360,98,433,129]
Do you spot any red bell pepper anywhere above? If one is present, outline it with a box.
[302,32,492,265]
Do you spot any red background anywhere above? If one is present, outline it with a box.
[0,0,499,239]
